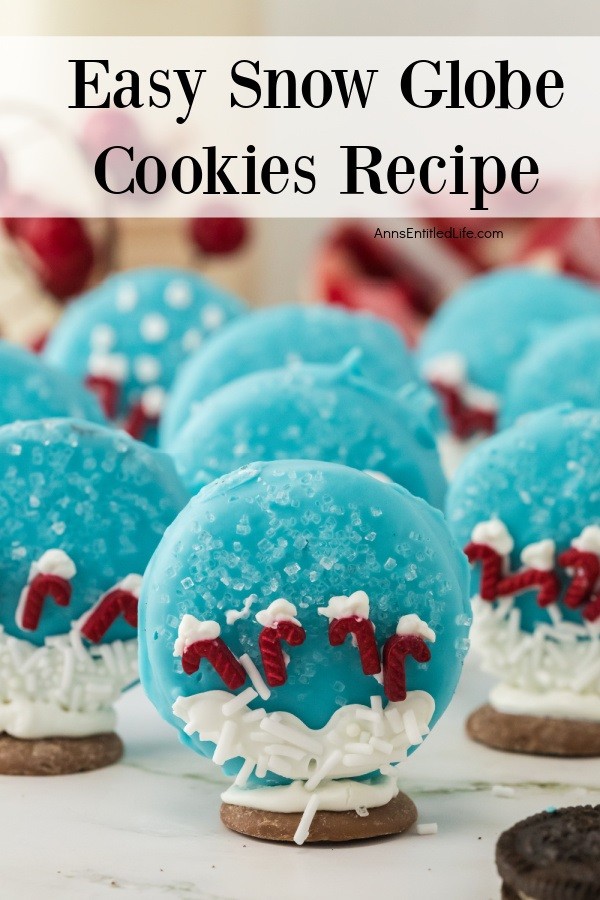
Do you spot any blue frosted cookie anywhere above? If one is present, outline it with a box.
[171,355,446,508]
[417,269,600,446]
[447,406,600,725]
[139,460,470,806]
[501,317,600,427]
[43,268,245,446]
[0,340,105,426]
[0,418,187,740]
[160,304,417,447]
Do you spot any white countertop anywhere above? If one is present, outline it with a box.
[5,659,599,900]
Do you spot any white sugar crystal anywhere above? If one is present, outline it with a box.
[140,313,169,343]
[182,328,202,352]
[201,305,225,329]
[134,355,161,384]
[115,283,137,311]
[165,280,192,309]
[90,324,116,352]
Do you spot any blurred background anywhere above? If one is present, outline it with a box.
[0,0,598,346]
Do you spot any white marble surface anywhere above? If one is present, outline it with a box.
[4,660,599,900]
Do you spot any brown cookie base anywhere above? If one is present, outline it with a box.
[500,883,520,900]
[221,791,417,843]
[0,732,123,775]
[467,704,600,757]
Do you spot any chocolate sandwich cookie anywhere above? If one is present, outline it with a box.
[467,705,600,757]
[496,805,600,899]
[221,792,417,844]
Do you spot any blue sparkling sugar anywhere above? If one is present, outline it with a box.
[171,355,446,508]
[0,418,187,646]
[418,269,600,396]
[160,304,418,446]
[0,340,106,426]
[502,317,600,427]
[43,267,245,445]
[139,460,470,782]
[446,406,600,632]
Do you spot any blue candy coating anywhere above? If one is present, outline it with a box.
[139,460,470,784]
[0,340,105,426]
[0,418,188,646]
[171,355,446,508]
[502,317,600,427]
[446,406,600,632]
[418,269,600,396]
[43,267,245,446]
[160,304,417,447]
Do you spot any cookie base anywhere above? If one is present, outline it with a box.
[500,883,520,900]
[0,732,123,775]
[467,704,600,757]
[220,791,417,843]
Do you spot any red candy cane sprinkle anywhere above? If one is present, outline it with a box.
[85,374,121,420]
[328,615,381,676]
[77,575,141,643]
[430,380,497,440]
[18,573,72,631]
[383,633,431,703]
[558,548,600,610]
[464,542,505,601]
[259,619,306,687]
[181,638,247,689]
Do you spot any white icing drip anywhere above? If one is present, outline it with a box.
[88,352,128,382]
[255,599,300,629]
[471,519,514,557]
[489,683,600,722]
[31,549,77,581]
[471,596,600,720]
[117,574,143,597]
[520,539,555,572]
[0,626,137,738]
[225,594,258,626]
[173,689,434,783]
[317,590,369,622]
[141,386,166,418]
[173,615,220,657]
[572,525,600,556]
[396,614,436,643]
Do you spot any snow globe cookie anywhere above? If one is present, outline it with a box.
[446,406,600,756]
[160,303,418,447]
[43,267,245,446]
[0,339,106,426]
[501,317,600,428]
[417,269,600,476]
[0,418,187,775]
[139,460,470,844]
[171,354,446,508]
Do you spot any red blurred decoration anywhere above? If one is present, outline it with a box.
[189,216,250,256]
[5,216,95,300]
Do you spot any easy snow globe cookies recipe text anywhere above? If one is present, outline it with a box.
[0,418,187,775]
[139,460,470,844]
[447,406,600,756]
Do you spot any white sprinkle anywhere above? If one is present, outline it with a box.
[239,653,271,701]
[259,717,323,755]
[134,355,161,384]
[212,721,237,766]
[165,280,192,309]
[90,324,116,351]
[417,823,438,835]
[355,807,369,818]
[305,750,342,791]
[294,793,320,846]
[115,283,137,311]
[379,764,396,776]
[344,743,374,755]
[226,594,258,626]
[242,708,266,724]
[201,305,225,329]
[221,687,258,717]
[234,758,255,787]
[369,737,394,754]
[385,707,404,734]
[182,328,202,352]
[140,313,169,343]
[343,754,372,768]
[264,744,306,761]
[492,785,515,798]
[255,756,268,779]
[403,709,423,746]
[370,696,383,713]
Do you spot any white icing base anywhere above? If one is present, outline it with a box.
[489,683,600,723]
[221,774,399,813]
[472,597,600,722]
[0,699,116,739]
[174,689,434,785]
[0,626,137,738]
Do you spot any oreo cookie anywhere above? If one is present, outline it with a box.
[496,805,600,899]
